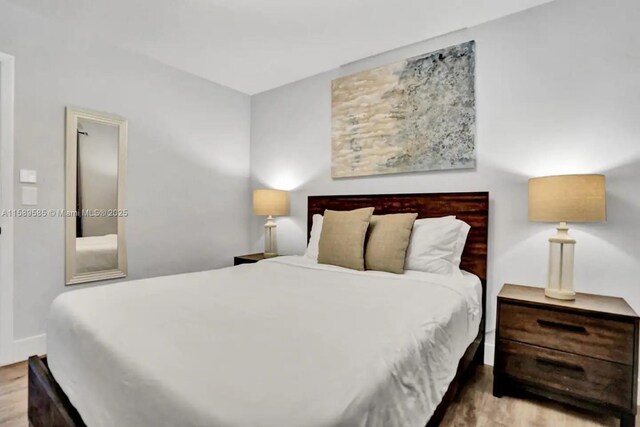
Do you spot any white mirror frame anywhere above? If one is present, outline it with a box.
[65,107,128,285]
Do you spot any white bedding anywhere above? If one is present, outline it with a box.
[47,256,481,427]
[75,234,118,273]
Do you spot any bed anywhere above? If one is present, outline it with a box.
[29,192,489,427]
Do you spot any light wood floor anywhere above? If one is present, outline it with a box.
[0,361,28,427]
[0,361,636,426]
[440,366,638,427]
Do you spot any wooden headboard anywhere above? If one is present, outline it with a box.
[307,192,489,282]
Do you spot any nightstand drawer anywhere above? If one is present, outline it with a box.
[499,302,635,365]
[498,339,633,410]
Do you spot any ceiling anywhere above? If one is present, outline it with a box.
[9,0,553,94]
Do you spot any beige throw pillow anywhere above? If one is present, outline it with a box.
[318,207,374,271]
[365,213,418,274]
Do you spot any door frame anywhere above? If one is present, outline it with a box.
[0,52,15,365]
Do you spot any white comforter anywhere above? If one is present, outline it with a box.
[47,256,481,427]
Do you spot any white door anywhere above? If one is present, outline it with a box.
[0,53,15,365]
[0,63,4,360]
[0,62,4,361]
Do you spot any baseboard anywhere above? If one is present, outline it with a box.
[0,333,46,366]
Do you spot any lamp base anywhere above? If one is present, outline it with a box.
[264,216,278,257]
[545,287,576,301]
[545,222,576,301]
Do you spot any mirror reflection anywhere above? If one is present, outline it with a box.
[75,118,119,274]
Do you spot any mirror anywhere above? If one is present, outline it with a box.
[65,107,127,285]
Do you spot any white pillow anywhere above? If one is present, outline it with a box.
[452,220,471,267]
[405,216,467,276]
[304,214,323,260]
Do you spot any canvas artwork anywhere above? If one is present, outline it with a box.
[331,41,476,178]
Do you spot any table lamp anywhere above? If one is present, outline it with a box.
[253,189,289,257]
[528,174,606,300]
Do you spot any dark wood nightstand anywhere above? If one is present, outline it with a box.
[493,284,639,427]
[233,253,271,266]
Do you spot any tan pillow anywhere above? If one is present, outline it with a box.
[365,213,418,274]
[318,207,375,271]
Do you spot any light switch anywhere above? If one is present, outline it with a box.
[22,186,38,205]
[19,169,37,184]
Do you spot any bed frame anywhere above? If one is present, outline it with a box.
[28,191,488,427]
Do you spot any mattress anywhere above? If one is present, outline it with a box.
[75,234,118,273]
[47,256,482,427]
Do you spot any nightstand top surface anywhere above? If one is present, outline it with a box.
[235,253,267,261]
[499,284,638,319]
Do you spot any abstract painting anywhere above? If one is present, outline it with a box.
[331,41,475,178]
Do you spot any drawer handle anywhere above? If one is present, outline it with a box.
[537,319,587,334]
[535,357,585,374]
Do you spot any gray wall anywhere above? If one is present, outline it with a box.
[0,0,252,339]
[250,0,640,341]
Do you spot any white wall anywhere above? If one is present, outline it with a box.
[0,0,252,344]
[251,0,640,350]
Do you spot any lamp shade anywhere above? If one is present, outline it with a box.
[528,174,606,223]
[253,189,289,216]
